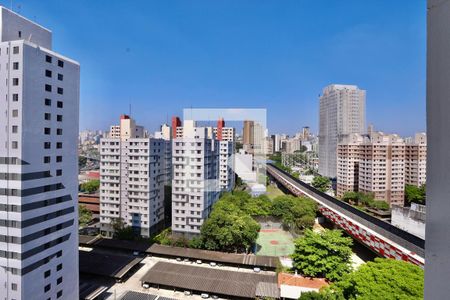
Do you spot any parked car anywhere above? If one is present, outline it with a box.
[142,283,150,289]
[209,262,217,267]
[133,251,140,256]
[253,267,261,273]
[201,293,210,299]
[212,295,219,299]
[176,257,182,262]
[196,260,202,264]
[184,291,192,296]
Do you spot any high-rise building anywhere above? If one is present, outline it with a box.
[172,120,220,237]
[99,115,171,237]
[0,7,80,300]
[319,84,366,178]
[243,120,254,146]
[337,130,427,207]
[405,133,427,186]
[214,119,235,191]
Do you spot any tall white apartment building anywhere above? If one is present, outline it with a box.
[100,115,171,237]
[0,7,79,300]
[319,84,366,178]
[172,120,220,237]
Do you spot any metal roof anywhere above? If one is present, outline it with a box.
[120,291,157,300]
[141,261,277,299]
[148,244,279,269]
[79,250,143,279]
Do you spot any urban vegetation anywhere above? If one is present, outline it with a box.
[79,179,100,193]
[341,191,390,211]
[311,176,331,193]
[154,191,317,253]
[405,184,426,205]
[291,229,353,281]
[300,258,424,300]
[78,204,92,228]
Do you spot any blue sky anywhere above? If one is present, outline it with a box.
[6,0,426,136]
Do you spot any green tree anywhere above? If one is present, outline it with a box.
[322,258,424,300]
[199,199,260,252]
[311,176,331,193]
[271,195,317,233]
[80,179,100,193]
[291,229,353,281]
[405,184,426,205]
[299,291,326,300]
[78,204,92,228]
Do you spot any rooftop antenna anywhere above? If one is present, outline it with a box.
[129,103,131,117]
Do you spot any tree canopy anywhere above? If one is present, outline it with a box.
[405,184,426,205]
[342,191,390,211]
[311,176,331,192]
[78,204,92,228]
[271,195,316,233]
[322,258,424,300]
[291,229,353,281]
[198,197,260,252]
[80,179,100,193]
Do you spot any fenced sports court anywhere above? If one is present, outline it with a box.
[255,228,295,257]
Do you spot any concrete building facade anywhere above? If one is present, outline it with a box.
[99,115,171,237]
[318,84,366,178]
[172,120,220,237]
[0,7,80,300]
[337,131,427,207]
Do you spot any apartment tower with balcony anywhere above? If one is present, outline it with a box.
[171,120,220,237]
[99,115,171,237]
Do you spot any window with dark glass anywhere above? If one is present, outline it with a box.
[46,55,52,63]
[45,70,52,78]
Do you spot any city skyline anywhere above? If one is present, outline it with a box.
[2,0,426,136]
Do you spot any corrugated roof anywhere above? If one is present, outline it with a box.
[148,244,279,269]
[79,250,143,279]
[141,261,277,299]
[255,282,280,298]
[120,291,157,300]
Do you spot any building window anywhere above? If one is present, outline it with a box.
[46,55,52,63]
[12,110,18,117]
[57,115,62,122]
[13,46,19,54]
[45,98,51,106]
[57,277,62,285]
[56,156,62,162]
[57,101,63,108]
[13,62,19,70]
[11,141,17,149]
[56,169,62,176]
[12,94,18,102]
[44,113,51,120]
[44,142,51,149]
[44,156,50,164]
[18,31,21,38]
[12,78,19,86]
[56,264,62,271]
[45,84,52,92]
[45,70,52,78]
[56,142,62,149]
[57,60,64,68]
[44,128,51,135]
[11,283,17,291]
[57,87,63,95]
[57,128,62,135]
[12,126,18,133]
[44,270,51,278]
[57,290,63,298]
[57,74,63,81]
[44,284,51,293]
